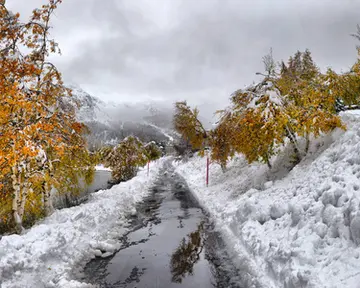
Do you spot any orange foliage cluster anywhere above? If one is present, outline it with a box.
[0,1,93,233]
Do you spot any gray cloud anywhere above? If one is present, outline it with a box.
[7,0,360,119]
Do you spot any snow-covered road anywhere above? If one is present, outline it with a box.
[0,159,165,288]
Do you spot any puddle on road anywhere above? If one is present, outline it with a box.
[82,163,242,288]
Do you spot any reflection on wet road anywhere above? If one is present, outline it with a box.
[170,222,205,283]
[83,161,242,287]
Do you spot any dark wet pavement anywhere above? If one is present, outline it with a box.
[83,161,242,288]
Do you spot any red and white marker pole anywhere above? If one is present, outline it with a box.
[147,161,150,177]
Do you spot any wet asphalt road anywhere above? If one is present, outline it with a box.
[83,161,242,288]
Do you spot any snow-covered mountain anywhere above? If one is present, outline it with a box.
[67,85,178,149]
[68,85,113,125]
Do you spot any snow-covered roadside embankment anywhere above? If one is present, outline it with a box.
[94,164,112,172]
[0,158,165,288]
[175,112,360,288]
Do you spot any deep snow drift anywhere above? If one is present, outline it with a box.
[0,159,165,288]
[175,112,360,288]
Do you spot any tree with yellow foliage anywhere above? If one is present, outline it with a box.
[326,54,360,111]
[229,79,288,168]
[209,111,236,171]
[102,136,149,183]
[144,141,162,161]
[175,50,345,171]
[173,101,207,151]
[278,50,344,157]
[0,0,93,233]
[227,49,344,168]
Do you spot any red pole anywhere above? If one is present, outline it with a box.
[206,157,209,187]
[147,161,150,176]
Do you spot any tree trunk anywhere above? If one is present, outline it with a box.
[292,143,301,165]
[13,210,23,234]
[43,161,55,216]
[220,162,226,173]
[285,126,301,164]
[305,132,310,154]
[18,181,31,223]
[43,181,54,216]
[18,164,32,223]
[11,166,23,234]
[266,159,272,169]
[12,192,23,234]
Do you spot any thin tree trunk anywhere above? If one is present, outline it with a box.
[18,164,32,222]
[220,162,226,173]
[44,181,54,216]
[305,132,310,154]
[285,125,301,163]
[292,143,301,165]
[43,160,55,216]
[18,184,29,221]
[11,166,23,234]
[266,158,272,169]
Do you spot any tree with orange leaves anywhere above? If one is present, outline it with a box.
[0,0,93,233]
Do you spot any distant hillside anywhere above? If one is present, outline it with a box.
[66,85,179,150]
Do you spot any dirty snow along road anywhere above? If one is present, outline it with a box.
[82,160,242,287]
[0,159,164,288]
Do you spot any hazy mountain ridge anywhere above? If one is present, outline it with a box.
[67,85,178,149]
[68,85,113,125]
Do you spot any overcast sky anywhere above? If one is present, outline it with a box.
[7,0,360,116]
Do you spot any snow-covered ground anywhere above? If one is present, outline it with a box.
[0,159,165,288]
[175,112,360,288]
[94,164,112,172]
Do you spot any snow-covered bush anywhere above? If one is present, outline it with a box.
[100,136,149,183]
[144,141,162,161]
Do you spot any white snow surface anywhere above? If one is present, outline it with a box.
[175,112,360,288]
[0,159,165,288]
[94,164,112,172]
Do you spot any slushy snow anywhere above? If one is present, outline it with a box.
[175,112,360,288]
[0,159,164,288]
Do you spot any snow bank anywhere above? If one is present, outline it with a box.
[175,112,360,288]
[0,159,165,288]
[94,164,112,172]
